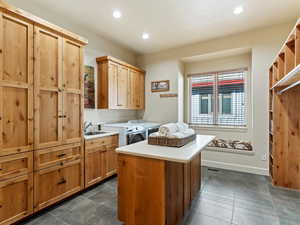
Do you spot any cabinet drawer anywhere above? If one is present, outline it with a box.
[0,173,33,225]
[34,159,83,211]
[34,143,82,171]
[85,135,118,150]
[0,152,33,181]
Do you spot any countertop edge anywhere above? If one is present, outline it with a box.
[116,135,215,163]
[84,131,119,140]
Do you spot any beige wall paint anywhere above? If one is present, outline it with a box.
[138,21,295,175]
[8,0,139,123]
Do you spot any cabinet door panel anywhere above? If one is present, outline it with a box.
[0,13,34,156]
[85,148,106,188]
[34,160,83,211]
[116,66,128,109]
[62,38,83,144]
[63,92,82,143]
[34,143,82,171]
[0,174,33,225]
[63,39,82,90]
[108,62,118,109]
[0,152,33,181]
[128,70,138,109]
[105,145,118,177]
[1,14,31,83]
[34,27,63,149]
[138,72,145,109]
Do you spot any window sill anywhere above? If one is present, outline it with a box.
[189,124,248,132]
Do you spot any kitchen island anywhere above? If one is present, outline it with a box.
[116,135,215,225]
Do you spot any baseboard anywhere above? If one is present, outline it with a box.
[202,160,269,176]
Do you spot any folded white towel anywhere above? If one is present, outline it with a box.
[182,128,195,135]
[159,123,179,136]
[149,132,160,137]
[176,122,189,132]
[167,132,190,139]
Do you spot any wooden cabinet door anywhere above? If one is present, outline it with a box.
[0,173,33,225]
[138,72,145,110]
[34,26,63,149]
[128,70,139,109]
[105,144,118,177]
[116,65,129,109]
[34,159,83,211]
[107,62,118,109]
[0,13,34,156]
[62,38,83,144]
[85,147,106,188]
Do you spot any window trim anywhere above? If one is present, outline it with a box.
[188,68,248,129]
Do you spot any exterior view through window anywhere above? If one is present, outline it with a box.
[190,69,247,127]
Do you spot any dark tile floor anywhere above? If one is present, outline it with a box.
[19,167,300,225]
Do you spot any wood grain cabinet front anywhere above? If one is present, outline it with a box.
[34,143,82,171]
[34,159,84,211]
[0,152,33,181]
[0,12,34,156]
[34,28,84,150]
[85,135,118,188]
[0,173,33,225]
[96,56,145,110]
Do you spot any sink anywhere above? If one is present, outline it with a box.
[85,131,108,136]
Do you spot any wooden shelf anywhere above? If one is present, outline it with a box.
[271,64,300,94]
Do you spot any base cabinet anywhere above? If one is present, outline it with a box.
[34,159,83,211]
[85,148,106,187]
[0,173,33,225]
[85,135,118,188]
[118,153,202,225]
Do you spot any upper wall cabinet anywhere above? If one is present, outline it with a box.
[0,12,34,156]
[96,56,145,110]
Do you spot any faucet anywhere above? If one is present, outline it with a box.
[84,122,93,133]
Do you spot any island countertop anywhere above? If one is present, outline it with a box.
[116,135,215,163]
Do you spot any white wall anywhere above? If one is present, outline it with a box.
[8,0,139,123]
[138,21,296,175]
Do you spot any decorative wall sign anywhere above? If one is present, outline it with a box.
[151,80,170,92]
[84,66,95,108]
[160,93,178,98]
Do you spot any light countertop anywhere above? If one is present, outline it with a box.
[116,135,215,163]
[84,131,119,140]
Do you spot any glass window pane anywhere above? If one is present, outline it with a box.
[190,75,214,125]
[217,72,246,126]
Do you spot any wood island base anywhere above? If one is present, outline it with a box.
[117,153,201,225]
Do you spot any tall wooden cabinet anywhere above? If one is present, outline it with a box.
[34,28,84,149]
[0,12,34,157]
[0,1,87,224]
[269,18,300,190]
[97,56,145,110]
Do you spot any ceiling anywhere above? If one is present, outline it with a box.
[8,0,300,54]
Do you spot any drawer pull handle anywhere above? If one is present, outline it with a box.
[57,153,66,158]
[57,179,66,185]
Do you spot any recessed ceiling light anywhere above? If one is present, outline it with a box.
[113,10,122,19]
[233,6,244,15]
[142,33,149,40]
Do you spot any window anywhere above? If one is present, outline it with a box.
[189,69,247,127]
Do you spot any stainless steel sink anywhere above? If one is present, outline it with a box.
[84,131,108,136]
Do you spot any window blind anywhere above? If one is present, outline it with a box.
[190,69,246,127]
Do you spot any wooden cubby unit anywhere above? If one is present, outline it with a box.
[269,18,300,190]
